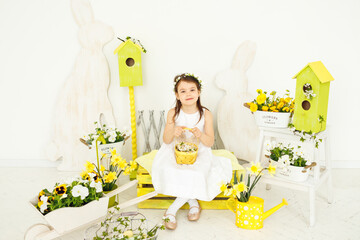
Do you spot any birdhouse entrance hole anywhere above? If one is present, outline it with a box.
[126,58,135,67]
[302,100,311,111]
[303,83,312,92]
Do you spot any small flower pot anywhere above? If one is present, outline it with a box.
[103,184,118,208]
[269,159,309,182]
[253,111,291,128]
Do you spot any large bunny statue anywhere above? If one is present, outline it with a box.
[47,0,115,171]
[215,40,259,162]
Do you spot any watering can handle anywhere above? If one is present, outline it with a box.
[226,198,236,214]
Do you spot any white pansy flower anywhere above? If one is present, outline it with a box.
[108,135,116,143]
[90,181,103,193]
[40,195,49,213]
[72,185,89,200]
[60,193,68,199]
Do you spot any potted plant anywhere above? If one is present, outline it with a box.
[244,89,295,128]
[222,162,287,229]
[84,209,167,240]
[264,141,315,182]
[81,121,130,156]
[80,149,138,207]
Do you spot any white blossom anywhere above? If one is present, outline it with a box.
[90,180,103,193]
[40,195,49,213]
[72,185,89,200]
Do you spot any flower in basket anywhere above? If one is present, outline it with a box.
[36,176,103,215]
[245,89,295,113]
[83,122,130,146]
[264,141,309,170]
[220,162,276,202]
[81,149,138,192]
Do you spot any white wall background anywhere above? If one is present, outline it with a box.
[0,0,359,167]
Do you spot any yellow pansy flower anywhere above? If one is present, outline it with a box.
[250,103,258,112]
[54,184,67,195]
[277,102,284,109]
[262,106,269,111]
[270,106,277,112]
[256,93,266,105]
[85,161,95,172]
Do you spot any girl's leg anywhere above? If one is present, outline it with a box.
[187,199,201,221]
[164,197,189,228]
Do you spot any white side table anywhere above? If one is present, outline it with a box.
[255,127,333,226]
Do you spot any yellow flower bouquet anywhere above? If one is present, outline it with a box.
[81,149,138,192]
[220,162,276,202]
[245,89,295,113]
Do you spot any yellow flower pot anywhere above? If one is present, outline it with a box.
[104,185,118,208]
[227,196,287,230]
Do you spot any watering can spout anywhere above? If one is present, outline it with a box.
[263,198,288,220]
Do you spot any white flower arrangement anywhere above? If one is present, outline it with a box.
[83,122,130,146]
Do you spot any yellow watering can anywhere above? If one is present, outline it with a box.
[227,196,288,230]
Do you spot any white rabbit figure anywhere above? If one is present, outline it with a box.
[47,0,115,171]
[215,40,259,162]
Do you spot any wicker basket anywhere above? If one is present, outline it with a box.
[175,142,198,164]
[174,128,199,165]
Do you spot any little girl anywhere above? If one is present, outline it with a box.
[151,73,232,230]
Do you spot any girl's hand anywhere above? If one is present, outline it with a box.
[191,127,202,138]
[174,126,185,137]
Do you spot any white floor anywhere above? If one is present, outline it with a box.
[1,167,360,240]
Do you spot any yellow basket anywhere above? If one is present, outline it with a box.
[174,142,198,165]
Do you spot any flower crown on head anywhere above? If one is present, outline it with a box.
[174,73,202,89]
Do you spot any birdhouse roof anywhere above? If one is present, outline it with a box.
[114,39,144,54]
[293,61,334,83]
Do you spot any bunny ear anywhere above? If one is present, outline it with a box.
[71,0,95,26]
[231,40,257,71]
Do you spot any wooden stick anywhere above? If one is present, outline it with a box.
[302,162,317,173]
[243,103,250,109]
[79,138,91,149]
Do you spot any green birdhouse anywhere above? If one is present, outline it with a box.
[292,61,334,133]
[114,39,144,87]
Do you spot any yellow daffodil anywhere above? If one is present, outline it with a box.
[282,107,290,112]
[268,164,276,176]
[256,89,263,94]
[123,167,131,175]
[234,182,248,193]
[280,98,285,103]
[256,93,266,105]
[100,151,107,159]
[270,106,277,111]
[110,148,117,156]
[247,162,262,175]
[250,103,258,112]
[54,184,67,195]
[129,160,138,171]
[103,172,117,183]
[220,182,228,192]
[85,161,95,172]
[285,97,291,103]
[118,159,128,170]
[262,106,269,111]
[100,165,105,172]
[111,155,121,166]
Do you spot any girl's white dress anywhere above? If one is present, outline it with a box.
[151,109,232,201]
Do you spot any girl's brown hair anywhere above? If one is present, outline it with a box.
[173,73,208,123]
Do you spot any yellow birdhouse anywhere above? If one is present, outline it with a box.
[114,39,144,87]
[292,61,334,133]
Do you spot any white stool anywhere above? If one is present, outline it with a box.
[255,127,333,226]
